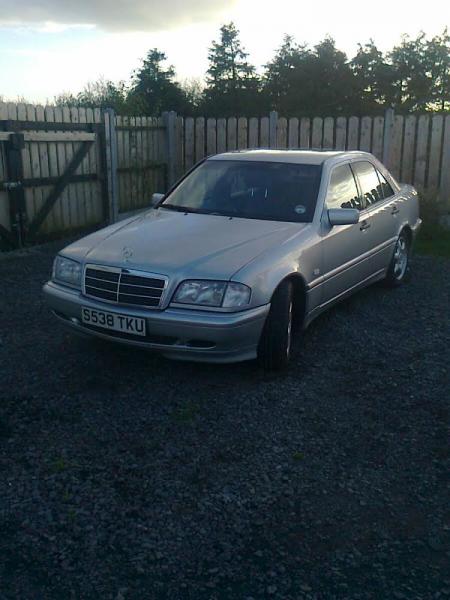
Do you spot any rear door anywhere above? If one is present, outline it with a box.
[351,161,399,275]
[320,162,373,306]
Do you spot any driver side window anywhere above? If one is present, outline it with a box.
[327,164,362,211]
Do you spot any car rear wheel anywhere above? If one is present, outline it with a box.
[384,231,411,287]
[257,280,294,371]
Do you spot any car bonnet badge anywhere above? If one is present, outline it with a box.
[122,246,133,261]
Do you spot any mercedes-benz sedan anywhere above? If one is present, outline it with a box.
[44,150,422,369]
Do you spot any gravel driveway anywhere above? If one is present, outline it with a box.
[0,241,449,600]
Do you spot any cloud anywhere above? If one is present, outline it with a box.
[0,0,234,32]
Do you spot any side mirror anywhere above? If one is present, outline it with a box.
[151,192,165,208]
[327,208,360,226]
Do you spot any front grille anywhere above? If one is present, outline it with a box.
[84,265,166,308]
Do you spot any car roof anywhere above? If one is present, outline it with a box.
[208,149,374,165]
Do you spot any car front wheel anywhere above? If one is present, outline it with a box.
[257,280,294,371]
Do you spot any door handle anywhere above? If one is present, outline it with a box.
[360,220,371,231]
[391,205,400,215]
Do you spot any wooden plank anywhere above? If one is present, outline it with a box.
[43,105,62,230]
[135,115,143,208]
[288,118,299,148]
[129,116,138,209]
[311,117,323,148]
[248,117,259,148]
[0,103,11,233]
[92,107,103,223]
[217,118,226,154]
[36,104,55,232]
[175,116,183,181]
[389,116,404,180]
[323,117,334,149]
[347,116,359,150]
[54,105,71,230]
[299,118,310,148]
[24,103,42,228]
[414,115,430,190]
[260,117,269,147]
[227,117,237,151]
[400,115,416,183]
[195,117,205,162]
[427,115,444,191]
[371,116,384,160]
[78,107,95,226]
[207,118,217,156]
[335,117,347,150]
[0,131,96,142]
[237,117,248,150]
[184,117,194,170]
[16,103,34,233]
[140,115,149,205]
[122,116,131,208]
[269,111,278,148]
[359,117,372,152]
[439,115,450,207]
[71,106,88,226]
[276,117,287,148]
[115,115,125,217]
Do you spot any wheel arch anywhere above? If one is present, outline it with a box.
[273,272,308,332]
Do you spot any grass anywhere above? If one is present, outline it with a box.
[415,223,450,258]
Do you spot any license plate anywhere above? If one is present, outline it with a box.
[81,307,146,337]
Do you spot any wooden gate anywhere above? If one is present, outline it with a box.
[0,109,109,249]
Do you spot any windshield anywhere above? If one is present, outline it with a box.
[161,160,322,223]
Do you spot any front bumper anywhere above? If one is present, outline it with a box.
[43,282,270,363]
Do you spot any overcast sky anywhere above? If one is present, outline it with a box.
[0,0,448,103]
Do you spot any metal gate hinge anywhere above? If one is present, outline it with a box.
[3,181,23,190]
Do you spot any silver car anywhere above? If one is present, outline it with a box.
[44,150,422,369]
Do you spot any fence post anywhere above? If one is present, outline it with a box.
[4,132,26,247]
[103,108,119,223]
[269,111,278,148]
[383,107,395,168]
[163,111,177,188]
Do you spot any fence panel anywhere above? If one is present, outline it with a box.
[2,102,450,250]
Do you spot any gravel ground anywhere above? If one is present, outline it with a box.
[0,241,449,600]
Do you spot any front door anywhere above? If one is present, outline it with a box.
[320,162,373,306]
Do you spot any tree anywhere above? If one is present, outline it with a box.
[351,41,396,110]
[54,78,131,113]
[426,29,450,111]
[388,33,430,111]
[204,22,260,115]
[263,35,311,115]
[180,77,205,115]
[129,49,189,115]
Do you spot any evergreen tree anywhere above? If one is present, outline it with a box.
[204,22,260,115]
[130,49,189,115]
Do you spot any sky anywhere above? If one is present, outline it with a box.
[0,0,448,103]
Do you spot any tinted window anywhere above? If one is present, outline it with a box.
[376,170,394,199]
[326,164,362,210]
[352,161,384,207]
[161,160,322,223]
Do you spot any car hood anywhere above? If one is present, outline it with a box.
[62,208,307,280]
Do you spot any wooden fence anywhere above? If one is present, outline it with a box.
[169,110,450,205]
[1,103,449,249]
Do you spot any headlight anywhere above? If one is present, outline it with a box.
[173,280,251,308]
[52,256,82,288]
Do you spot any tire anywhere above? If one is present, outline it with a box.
[258,280,294,371]
[384,230,411,287]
